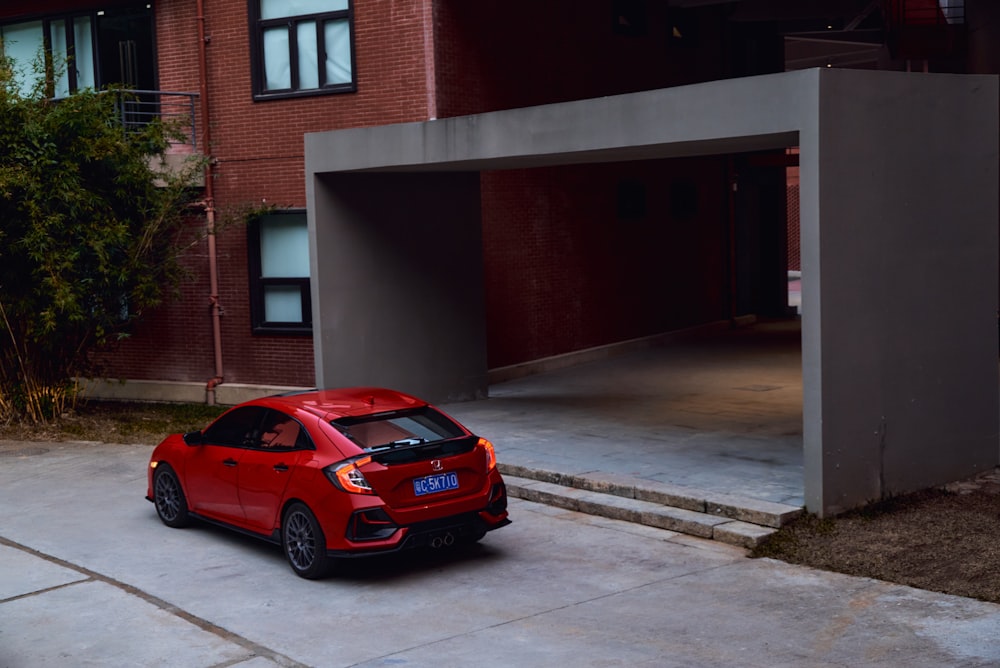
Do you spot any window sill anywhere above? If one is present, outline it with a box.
[252,84,356,103]
[252,326,313,337]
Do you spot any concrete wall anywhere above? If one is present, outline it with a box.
[82,378,309,406]
[304,71,805,173]
[309,172,487,402]
[800,69,1000,513]
[306,68,999,515]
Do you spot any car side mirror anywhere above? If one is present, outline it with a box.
[183,431,205,446]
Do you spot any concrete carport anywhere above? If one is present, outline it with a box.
[305,67,999,516]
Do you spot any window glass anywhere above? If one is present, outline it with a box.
[254,0,353,97]
[332,408,466,451]
[261,0,348,20]
[250,211,311,332]
[260,215,310,278]
[324,19,351,84]
[264,285,303,322]
[50,20,70,98]
[262,26,291,90]
[259,410,311,449]
[2,17,97,98]
[203,407,266,447]
[297,21,319,89]
[73,17,95,90]
[52,18,96,97]
[1,21,44,96]
[3,8,148,99]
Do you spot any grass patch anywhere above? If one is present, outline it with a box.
[0,400,228,445]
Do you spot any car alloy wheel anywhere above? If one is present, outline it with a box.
[282,502,331,579]
[153,465,191,528]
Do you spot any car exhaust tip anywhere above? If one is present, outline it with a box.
[430,532,456,548]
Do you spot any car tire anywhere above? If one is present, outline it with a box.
[282,502,331,579]
[153,464,191,528]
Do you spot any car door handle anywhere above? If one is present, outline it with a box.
[223,458,238,467]
[273,463,289,472]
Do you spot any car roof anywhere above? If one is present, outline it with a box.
[249,387,429,421]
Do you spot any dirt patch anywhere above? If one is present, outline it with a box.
[752,474,1000,604]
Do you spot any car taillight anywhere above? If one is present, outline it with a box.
[479,437,497,471]
[325,456,374,495]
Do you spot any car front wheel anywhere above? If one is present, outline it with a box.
[282,502,331,579]
[153,464,191,528]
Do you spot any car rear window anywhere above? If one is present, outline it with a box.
[331,407,465,452]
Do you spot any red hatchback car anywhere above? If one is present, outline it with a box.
[146,388,510,578]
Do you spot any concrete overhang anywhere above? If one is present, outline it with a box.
[306,69,813,174]
[305,68,999,516]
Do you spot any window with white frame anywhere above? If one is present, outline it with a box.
[250,0,355,100]
[249,211,312,334]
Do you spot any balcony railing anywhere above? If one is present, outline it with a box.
[109,89,203,187]
[113,89,200,152]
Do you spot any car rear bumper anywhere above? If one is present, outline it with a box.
[328,490,510,558]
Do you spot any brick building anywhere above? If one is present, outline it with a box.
[0,0,995,407]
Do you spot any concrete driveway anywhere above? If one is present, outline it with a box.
[445,319,806,508]
[2,440,999,667]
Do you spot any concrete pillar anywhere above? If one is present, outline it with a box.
[309,171,487,402]
[800,70,999,514]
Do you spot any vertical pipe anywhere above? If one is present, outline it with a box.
[196,0,224,404]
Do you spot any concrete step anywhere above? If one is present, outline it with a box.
[500,464,804,549]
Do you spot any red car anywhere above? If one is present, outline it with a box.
[146,388,510,578]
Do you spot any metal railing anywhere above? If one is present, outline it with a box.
[113,90,200,151]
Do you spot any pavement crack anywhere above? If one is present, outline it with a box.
[0,535,309,668]
[0,575,94,604]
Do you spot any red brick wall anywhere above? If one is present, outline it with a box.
[482,158,729,368]
[90,0,437,387]
[432,0,729,117]
[433,1,733,367]
[6,0,737,385]
[787,176,801,272]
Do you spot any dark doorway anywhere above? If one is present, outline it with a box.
[95,5,156,90]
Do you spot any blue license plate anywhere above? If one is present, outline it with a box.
[413,472,459,496]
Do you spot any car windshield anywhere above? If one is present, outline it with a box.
[330,407,465,451]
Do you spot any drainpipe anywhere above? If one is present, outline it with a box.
[197,0,224,405]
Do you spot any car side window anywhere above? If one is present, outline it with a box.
[257,409,312,451]
[202,406,268,447]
